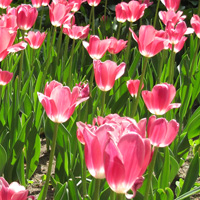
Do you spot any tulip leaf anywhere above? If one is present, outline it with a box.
[165,187,174,200]
[179,152,199,196]
[158,147,170,189]
[54,183,68,200]
[16,151,25,186]
[169,155,179,183]
[0,144,7,175]
[175,186,200,200]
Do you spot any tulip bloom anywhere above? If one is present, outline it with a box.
[130,25,166,57]
[147,115,179,147]
[31,0,42,8]
[49,1,72,27]
[25,31,47,49]
[138,0,153,7]
[37,80,89,123]
[161,0,181,11]
[68,0,82,12]
[0,14,18,33]
[0,27,27,61]
[16,4,38,30]
[42,0,50,6]
[86,0,101,7]
[115,2,129,23]
[0,69,13,85]
[142,83,181,115]
[0,177,35,200]
[82,35,111,60]
[63,24,90,40]
[107,37,127,54]
[191,14,200,38]
[104,133,151,194]
[0,0,12,9]
[127,79,144,98]
[93,60,126,91]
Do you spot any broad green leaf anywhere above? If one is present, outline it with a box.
[0,144,7,175]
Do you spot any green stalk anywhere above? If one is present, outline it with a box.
[92,6,95,35]
[189,38,200,78]
[110,190,115,200]
[89,69,94,94]
[101,91,106,116]
[168,44,175,84]
[39,6,44,31]
[93,179,101,200]
[67,39,76,88]
[157,50,167,83]
[144,147,159,200]
[153,0,160,28]
[125,22,133,66]
[116,193,125,200]
[104,0,108,22]
[42,123,59,200]
[116,23,122,40]
[131,57,149,118]
[62,35,69,83]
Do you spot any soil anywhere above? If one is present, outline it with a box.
[27,138,200,200]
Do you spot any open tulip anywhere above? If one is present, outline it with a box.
[107,37,127,54]
[16,4,38,30]
[104,133,151,194]
[0,177,35,200]
[191,14,200,38]
[25,31,47,49]
[63,24,90,40]
[86,0,101,7]
[142,83,181,115]
[147,115,179,147]
[130,25,166,57]
[0,0,12,9]
[31,0,42,8]
[37,80,89,123]
[161,0,181,11]
[93,60,126,91]
[82,35,111,60]
[126,79,144,98]
[0,14,18,33]
[0,69,13,85]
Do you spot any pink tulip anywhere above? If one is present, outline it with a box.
[138,0,153,7]
[0,69,13,85]
[0,14,18,33]
[159,10,186,26]
[49,1,72,27]
[0,177,35,200]
[191,14,200,38]
[126,79,144,98]
[104,133,151,194]
[31,0,42,8]
[37,80,89,123]
[86,0,101,7]
[93,60,126,91]
[82,35,111,60]
[82,124,114,179]
[130,25,166,57]
[115,2,129,23]
[68,0,82,12]
[16,4,38,30]
[76,82,90,100]
[142,83,181,115]
[25,31,47,49]
[161,0,181,11]
[107,37,127,54]
[0,27,27,61]
[42,0,50,6]
[0,0,12,9]
[63,24,90,40]
[126,0,147,23]
[147,115,179,147]
[62,13,75,29]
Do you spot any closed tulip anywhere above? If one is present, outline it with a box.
[130,25,166,57]
[115,2,129,23]
[147,115,179,147]
[107,37,127,54]
[161,0,181,11]
[127,79,144,98]
[0,69,13,85]
[93,60,126,91]
[0,177,35,200]
[191,14,200,38]
[86,0,101,7]
[37,80,89,123]
[16,4,38,30]
[142,83,181,115]
[31,0,42,8]
[0,0,12,9]
[25,31,47,49]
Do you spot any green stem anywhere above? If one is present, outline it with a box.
[125,22,133,66]
[39,6,44,31]
[144,147,159,200]
[62,35,69,83]
[104,0,108,22]
[68,39,76,88]
[92,6,95,35]
[168,44,175,84]
[131,57,149,118]
[110,190,116,200]
[101,91,106,116]
[42,123,59,200]
[93,179,101,200]
[153,0,160,28]
[89,69,94,94]
[189,38,200,78]
[116,193,125,200]
[116,23,122,40]
[157,50,167,83]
